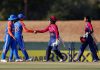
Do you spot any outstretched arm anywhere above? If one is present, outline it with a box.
[36,26,49,33]
[20,21,34,33]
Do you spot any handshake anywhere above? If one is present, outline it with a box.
[34,30,38,34]
[33,30,39,34]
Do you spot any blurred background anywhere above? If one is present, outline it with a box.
[0,0,100,20]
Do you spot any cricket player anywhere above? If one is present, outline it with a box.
[11,13,34,61]
[35,16,64,62]
[76,16,99,62]
[1,15,22,62]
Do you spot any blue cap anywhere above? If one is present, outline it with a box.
[18,13,25,19]
[8,14,17,21]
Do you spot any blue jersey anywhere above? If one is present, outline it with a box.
[2,21,20,60]
[14,21,29,60]
[4,21,14,41]
[14,21,23,37]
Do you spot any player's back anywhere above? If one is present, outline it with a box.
[14,21,23,37]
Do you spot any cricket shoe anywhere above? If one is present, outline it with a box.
[0,59,7,62]
[26,58,33,62]
[93,59,99,62]
[15,59,23,62]
[59,59,64,62]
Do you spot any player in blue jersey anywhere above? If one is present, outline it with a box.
[0,15,22,62]
[12,13,34,61]
[75,16,99,62]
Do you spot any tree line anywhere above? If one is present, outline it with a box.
[0,0,100,20]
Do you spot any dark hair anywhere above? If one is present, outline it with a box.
[50,21,56,24]
[13,18,19,23]
[85,16,91,22]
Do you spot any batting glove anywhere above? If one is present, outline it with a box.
[83,32,89,38]
[52,39,60,47]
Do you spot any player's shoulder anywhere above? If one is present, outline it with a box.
[7,21,13,26]
[87,22,92,26]
[19,20,25,26]
[15,20,22,24]
[87,22,91,24]
[8,21,12,24]
[52,24,58,28]
[50,24,57,26]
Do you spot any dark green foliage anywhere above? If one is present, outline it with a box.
[0,0,100,20]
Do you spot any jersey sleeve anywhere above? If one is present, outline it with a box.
[37,26,49,33]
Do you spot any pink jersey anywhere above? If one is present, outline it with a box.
[37,24,59,39]
[85,22,93,33]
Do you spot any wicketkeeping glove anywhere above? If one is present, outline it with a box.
[80,36,86,43]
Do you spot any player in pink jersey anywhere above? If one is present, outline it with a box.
[35,16,64,62]
[76,16,99,62]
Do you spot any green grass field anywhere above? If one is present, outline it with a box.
[0,62,100,70]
